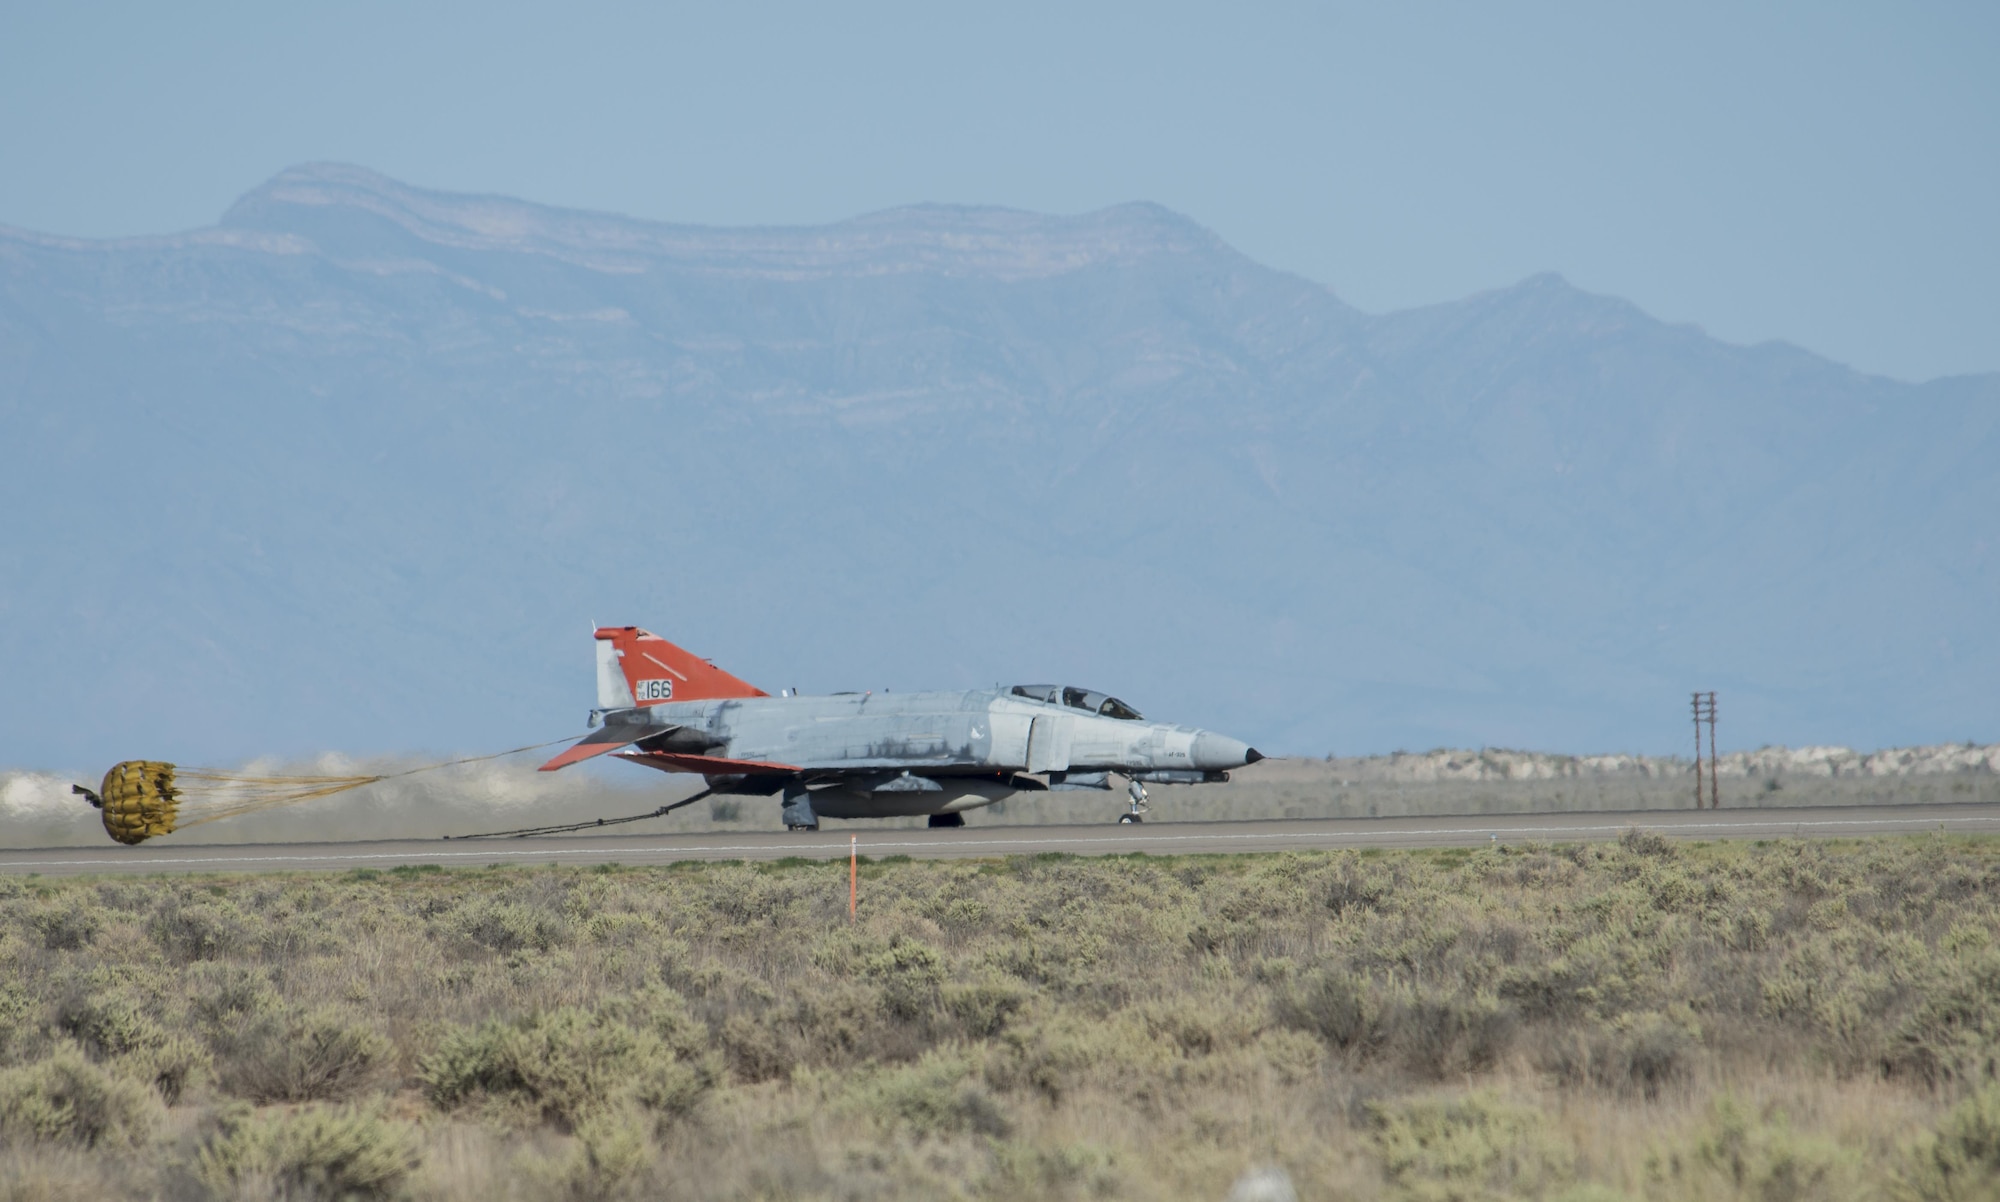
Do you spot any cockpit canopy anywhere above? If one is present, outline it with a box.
[1010,684,1143,721]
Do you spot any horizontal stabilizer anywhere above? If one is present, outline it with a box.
[538,724,655,772]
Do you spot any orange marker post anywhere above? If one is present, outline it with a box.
[849,835,858,923]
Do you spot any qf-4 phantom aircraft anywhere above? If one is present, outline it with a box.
[537,626,1263,829]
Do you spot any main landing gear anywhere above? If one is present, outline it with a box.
[927,813,965,829]
[1118,778,1149,824]
[781,785,819,832]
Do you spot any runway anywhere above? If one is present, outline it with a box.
[4,802,1998,877]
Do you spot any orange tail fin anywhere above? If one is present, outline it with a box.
[595,626,767,706]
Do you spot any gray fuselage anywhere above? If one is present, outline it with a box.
[609,686,1258,821]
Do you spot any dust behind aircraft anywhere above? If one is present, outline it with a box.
[539,627,1263,828]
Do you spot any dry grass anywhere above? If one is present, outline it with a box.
[5,833,2000,1198]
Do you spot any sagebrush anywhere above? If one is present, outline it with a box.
[2,833,2000,1198]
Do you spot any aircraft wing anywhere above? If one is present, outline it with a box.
[616,751,801,774]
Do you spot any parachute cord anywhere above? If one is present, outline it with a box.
[444,788,715,840]
[176,735,584,786]
[166,735,587,830]
[375,736,590,780]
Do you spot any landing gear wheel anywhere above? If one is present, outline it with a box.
[927,813,965,829]
[786,823,819,832]
[1121,778,1150,825]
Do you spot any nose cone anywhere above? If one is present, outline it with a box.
[1190,732,1259,771]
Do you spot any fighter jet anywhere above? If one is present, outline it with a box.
[537,626,1263,829]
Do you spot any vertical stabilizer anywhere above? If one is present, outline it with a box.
[593,627,767,706]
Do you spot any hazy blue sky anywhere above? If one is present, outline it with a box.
[4,1,1993,382]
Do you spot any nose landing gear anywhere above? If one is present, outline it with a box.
[1118,778,1149,824]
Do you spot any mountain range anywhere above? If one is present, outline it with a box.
[2,163,1994,769]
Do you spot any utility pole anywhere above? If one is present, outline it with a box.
[1707,692,1719,809]
[1691,691,1718,808]
[1692,693,1703,808]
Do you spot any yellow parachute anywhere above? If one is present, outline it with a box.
[77,761,395,845]
[75,740,572,845]
[87,761,180,845]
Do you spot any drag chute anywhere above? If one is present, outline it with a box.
[77,761,181,845]
[75,761,416,845]
[73,739,574,846]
